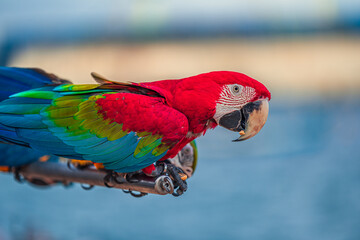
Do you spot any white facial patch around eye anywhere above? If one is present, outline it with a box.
[229,84,243,95]
[213,85,256,123]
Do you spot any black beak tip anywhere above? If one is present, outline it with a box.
[232,137,245,142]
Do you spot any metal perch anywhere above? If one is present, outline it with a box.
[12,161,175,196]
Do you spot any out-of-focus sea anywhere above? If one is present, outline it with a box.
[0,98,359,240]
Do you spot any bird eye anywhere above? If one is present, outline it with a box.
[232,85,241,94]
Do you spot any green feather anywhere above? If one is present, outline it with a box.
[152,144,170,157]
[53,95,87,102]
[80,118,103,130]
[44,106,79,118]
[54,129,89,138]
[94,120,114,138]
[53,99,86,107]
[107,126,127,141]
[136,132,151,138]
[51,117,79,127]
[78,100,94,108]
[11,91,57,99]
[74,112,99,120]
[100,123,124,140]
[54,84,100,92]
[134,135,162,158]
[60,90,109,95]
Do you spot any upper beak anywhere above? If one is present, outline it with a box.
[218,99,269,142]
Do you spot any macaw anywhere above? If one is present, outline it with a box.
[0,67,270,175]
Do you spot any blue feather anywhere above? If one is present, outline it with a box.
[16,128,63,142]
[0,67,56,85]
[0,67,65,101]
[1,97,52,105]
[0,124,28,145]
[102,151,162,172]
[53,132,95,142]
[30,142,78,156]
[116,163,153,173]
[74,137,128,154]
[87,135,138,164]
[0,104,48,114]
[55,154,84,159]
[0,143,46,166]
[62,136,108,148]
[124,149,164,169]
[0,114,46,128]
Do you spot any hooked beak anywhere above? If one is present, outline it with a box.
[218,99,269,142]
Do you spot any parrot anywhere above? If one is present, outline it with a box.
[0,67,270,179]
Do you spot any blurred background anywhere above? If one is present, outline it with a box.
[0,0,359,239]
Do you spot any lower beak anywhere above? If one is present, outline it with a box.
[218,99,269,142]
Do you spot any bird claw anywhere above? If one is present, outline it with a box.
[103,170,125,188]
[12,166,56,187]
[81,183,94,190]
[13,167,25,183]
[122,189,148,198]
[157,162,188,197]
[103,171,148,197]
[124,172,142,183]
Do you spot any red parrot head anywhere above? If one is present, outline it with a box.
[169,71,271,141]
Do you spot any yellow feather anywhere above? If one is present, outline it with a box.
[107,127,127,141]
[152,144,170,156]
[53,99,86,108]
[46,106,79,118]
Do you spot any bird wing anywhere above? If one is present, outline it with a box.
[0,83,189,172]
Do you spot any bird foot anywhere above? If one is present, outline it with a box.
[103,170,126,187]
[157,162,188,196]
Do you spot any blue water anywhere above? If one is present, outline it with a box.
[0,98,359,240]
